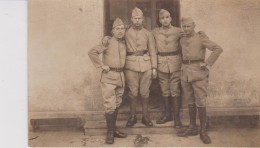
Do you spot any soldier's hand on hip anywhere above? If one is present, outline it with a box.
[152,68,157,79]
[200,62,208,70]
[102,65,110,72]
[102,36,111,47]
[206,65,211,71]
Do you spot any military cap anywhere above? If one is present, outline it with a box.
[159,9,170,17]
[113,18,124,28]
[181,17,195,25]
[132,7,143,17]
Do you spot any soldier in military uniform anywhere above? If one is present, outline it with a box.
[88,18,127,144]
[124,7,157,127]
[177,17,223,144]
[152,9,184,128]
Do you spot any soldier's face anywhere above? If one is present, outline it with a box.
[159,14,172,27]
[182,23,195,35]
[112,25,125,39]
[131,15,143,27]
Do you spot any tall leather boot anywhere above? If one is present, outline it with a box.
[141,97,153,127]
[156,96,173,124]
[178,103,199,137]
[114,108,127,138]
[105,113,115,144]
[172,96,182,128]
[126,96,137,127]
[198,107,211,144]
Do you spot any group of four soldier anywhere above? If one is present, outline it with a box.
[88,7,223,145]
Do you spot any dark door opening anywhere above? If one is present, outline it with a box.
[104,0,180,35]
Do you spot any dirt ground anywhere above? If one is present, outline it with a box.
[28,117,260,147]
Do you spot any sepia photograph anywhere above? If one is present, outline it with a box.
[28,0,260,147]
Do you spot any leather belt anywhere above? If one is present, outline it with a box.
[182,59,204,65]
[158,50,179,56]
[109,67,124,72]
[127,50,148,56]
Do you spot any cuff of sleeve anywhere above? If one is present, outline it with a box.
[205,61,213,67]
[207,65,211,70]
[96,64,104,68]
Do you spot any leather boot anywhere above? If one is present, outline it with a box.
[178,103,199,137]
[156,96,173,124]
[126,96,137,127]
[105,113,115,144]
[198,107,211,144]
[141,97,153,127]
[172,96,182,128]
[114,108,127,138]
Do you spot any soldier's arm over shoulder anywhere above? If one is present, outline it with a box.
[151,28,158,54]
[177,27,185,38]
[102,36,112,47]
[199,31,223,66]
[151,28,158,36]
[147,31,157,69]
[88,43,107,68]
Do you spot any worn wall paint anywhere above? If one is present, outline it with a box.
[29,0,260,113]
[181,0,260,107]
[29,0,104,112]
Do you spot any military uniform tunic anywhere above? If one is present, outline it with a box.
[124,26,157,98]
[180,31,223,107]
[88,37,126,113]
[152,25,183,97]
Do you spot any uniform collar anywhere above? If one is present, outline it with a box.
[132,25,143,30]
[117,38,124,42]
[161,24,172,30]
[113,36,124,42]
[186,30,196,37]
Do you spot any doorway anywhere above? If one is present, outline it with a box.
[104,0,180,35]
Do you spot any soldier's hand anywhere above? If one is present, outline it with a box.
[198,31,209,39]
[101,65,110,72]
[125,24,131,30]
[180,31,186,37]
[200,62,210,70]
[152,69,157,79]
[206,65,211,71]
[102,36,111,47]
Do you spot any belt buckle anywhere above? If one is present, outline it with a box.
[188,60,191,64]
[136,51,142,56]
[117,68,123,72]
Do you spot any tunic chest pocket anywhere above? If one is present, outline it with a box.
[143,55,151,61]
[126,56,136,61]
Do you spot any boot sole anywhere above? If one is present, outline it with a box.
[141,122,153,127]
[156,119,173,124]
[200,134,211,144]
[125,121,137,128]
